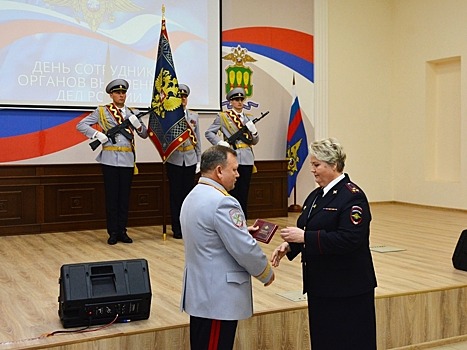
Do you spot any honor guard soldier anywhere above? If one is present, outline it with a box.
[77,79,148,245]
[205,87,259,219]
[165,83,201,239]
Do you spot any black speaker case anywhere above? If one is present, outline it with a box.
[452,230,467,271]
[58,258,152,328]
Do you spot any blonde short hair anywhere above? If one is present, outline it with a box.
[309,138,346,172]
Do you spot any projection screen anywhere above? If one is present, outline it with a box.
[0,0,221,110]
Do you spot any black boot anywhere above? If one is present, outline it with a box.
[119,230,133,243]
[107,233,118,245]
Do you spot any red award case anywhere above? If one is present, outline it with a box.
[252,219,279,244]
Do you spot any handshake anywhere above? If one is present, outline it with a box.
[90,114,142,151]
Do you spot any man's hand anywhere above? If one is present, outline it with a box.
[129,115,142,131]
[264,271,275,286]
[247,224,259,234]
[245,120,257,134]
[217,140,230,147]
[93,131,108,144]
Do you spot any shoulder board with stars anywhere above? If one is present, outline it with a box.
[345,182,360,194]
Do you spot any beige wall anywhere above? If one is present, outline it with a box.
[327,0,394,203]
[327,0,467,210]
[391,0,467,210]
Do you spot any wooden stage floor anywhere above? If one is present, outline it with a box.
[0,203,466,350]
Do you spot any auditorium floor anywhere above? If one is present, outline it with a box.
[0,202,466,350]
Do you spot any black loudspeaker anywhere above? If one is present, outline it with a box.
[58,259,152,328]
[452,230,467,271]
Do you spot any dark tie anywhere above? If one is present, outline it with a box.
[307,188,323,219]
[313,188,324,207]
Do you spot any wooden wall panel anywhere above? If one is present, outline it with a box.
[0,166,40,235]
[22,310,309,350]
[0,160,288,236]
[0,187,36,224]
[248,161,288,218]
[375,287,467,349]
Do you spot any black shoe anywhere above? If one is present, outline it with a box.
[119,232,133,243]
[107,233,118,245]
[173,233,182,239]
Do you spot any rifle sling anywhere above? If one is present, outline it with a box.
[99,105,139,175]
[220,111,252,145]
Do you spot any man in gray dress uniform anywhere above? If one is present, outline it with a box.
[165,84,201,239]
[205,87,259,219]
[76,79,148,245]
[180,145,274,350]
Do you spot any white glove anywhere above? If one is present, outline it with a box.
[195,162,201,174]
[93,131,108,144]
[245,120,257,134]
[129,114,142,130]
[217,140,230,147]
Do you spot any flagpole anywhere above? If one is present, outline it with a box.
[287,73,306,213]
[148,3,188,239]
[288,186,302,212]
[160,3,167,241]
[162,162,167,240]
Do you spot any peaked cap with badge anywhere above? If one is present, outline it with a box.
[226,87,246,100]
[179,84,190,96]
[106,79,129,94]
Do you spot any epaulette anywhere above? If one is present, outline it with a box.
[345,182,360,194]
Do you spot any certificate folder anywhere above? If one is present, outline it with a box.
[252,219,279,244]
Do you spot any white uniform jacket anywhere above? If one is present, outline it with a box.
[76,105,148,167]
[205,110,259,165]
[180,177,272,320]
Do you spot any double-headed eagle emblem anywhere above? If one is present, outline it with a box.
[44,0,142,32]
[222,45,257,67]
[152,70,181,119]
[222,45,257,98]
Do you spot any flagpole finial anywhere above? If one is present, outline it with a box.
[162,4,165,19]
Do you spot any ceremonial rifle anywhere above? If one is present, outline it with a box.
[89,106,156,151]
[226,111,269,150]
